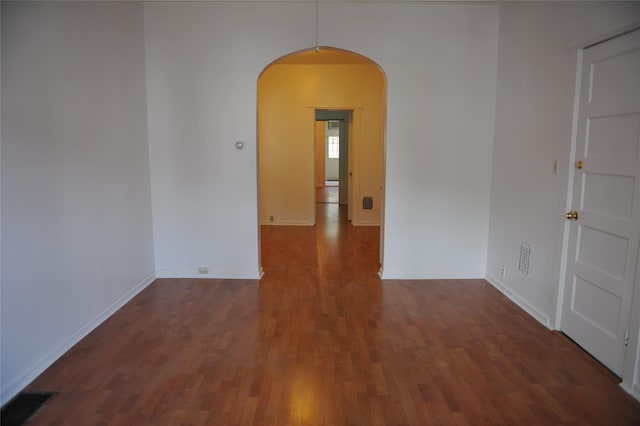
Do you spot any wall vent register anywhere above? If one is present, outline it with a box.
[363,197,373,210]
[519,243,531,277]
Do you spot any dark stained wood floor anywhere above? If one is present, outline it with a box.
[25,203,640,425]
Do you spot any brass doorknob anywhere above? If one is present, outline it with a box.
[565,211,579,220]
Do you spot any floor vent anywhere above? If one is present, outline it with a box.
[1,392,56,426]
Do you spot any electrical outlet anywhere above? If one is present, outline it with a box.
[198,267,209,275]
[500,267,506,278]
[269,215,274,222]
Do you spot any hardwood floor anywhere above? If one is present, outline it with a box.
[25,203,640,425]
[315,186,339,204]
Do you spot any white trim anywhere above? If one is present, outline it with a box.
[154,270,261,279]
[380,271,485,280]
[555,49,584,331]
[619,382,640,402]
[0,272,156,406]
[351,220,380,226]
[486,273,552,328]
[622,238,640,398]
[259,220,313,226]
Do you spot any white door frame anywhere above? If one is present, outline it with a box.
[315,109,352,222]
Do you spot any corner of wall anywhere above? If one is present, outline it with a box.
[1,272,156,406]
[485,274,552,329]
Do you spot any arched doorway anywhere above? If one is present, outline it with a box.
[257,47,387,274]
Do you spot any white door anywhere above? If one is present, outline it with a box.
[561,29,640,376]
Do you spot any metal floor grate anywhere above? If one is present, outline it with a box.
[1,392,55,426]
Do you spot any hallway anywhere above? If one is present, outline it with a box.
[261,203,380,280]
[21,203,640,424]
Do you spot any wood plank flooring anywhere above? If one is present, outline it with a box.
[24,203,640,425]
[316,186,339,204]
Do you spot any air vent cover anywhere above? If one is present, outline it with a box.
[363,196,373,210]
[519,243,531,277]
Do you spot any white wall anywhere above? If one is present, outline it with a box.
[1,2,154,404]
[372,4,499,278]
[485,0,640,392]
[145,3,278,278]
[145,2,499,279]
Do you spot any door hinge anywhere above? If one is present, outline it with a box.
[624,329,629,348]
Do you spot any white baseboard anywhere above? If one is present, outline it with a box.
[351,221,380,226]
[380,271,485,280]
[0,272,156,406]
[155,269,261,279]
[485,274,551,328]
[619,381,640,402]
[259,220,313,226]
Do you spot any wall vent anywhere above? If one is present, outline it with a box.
[519,243,531,277]
[363,196,373,210]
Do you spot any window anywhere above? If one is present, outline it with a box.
[327,136,339,159]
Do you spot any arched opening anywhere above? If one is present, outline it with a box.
[257,47,387,275]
